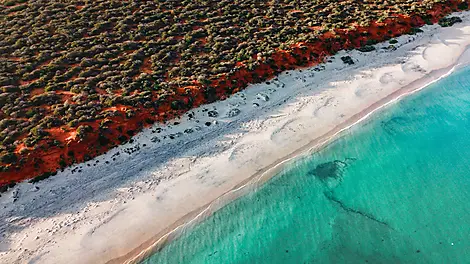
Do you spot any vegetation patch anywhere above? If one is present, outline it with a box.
[0,0,468,186]
[439,16,463,27]
[357,45,376,53]
[29,171,57,183]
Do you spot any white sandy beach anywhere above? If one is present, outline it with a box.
[2,11,470,264]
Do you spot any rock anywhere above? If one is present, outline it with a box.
[168,133,182,139]
[341,56,354,65]
[257,93,269,101]
[207,110,218,117]
[227,108,241,117]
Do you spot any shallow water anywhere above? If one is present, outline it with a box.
[142,66,470,264]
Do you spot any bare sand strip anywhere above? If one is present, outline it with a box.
[2,11,470,264]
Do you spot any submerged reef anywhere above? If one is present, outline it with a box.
[380,116,410,135]
[309,158,392,229]
[309,158,356,187]
[324,190,392,229]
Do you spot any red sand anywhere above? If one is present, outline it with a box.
[0,1,465,188]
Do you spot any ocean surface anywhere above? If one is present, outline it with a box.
[142,66,470,264]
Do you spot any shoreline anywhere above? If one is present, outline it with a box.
[2,10,470,264]
[113,44,470,264]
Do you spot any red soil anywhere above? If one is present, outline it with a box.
[19,78,38,87]
[30,88,44,96]
[0,1,466,188]
[141,58,153,74]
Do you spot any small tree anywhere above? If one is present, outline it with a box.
[76,125,93,140]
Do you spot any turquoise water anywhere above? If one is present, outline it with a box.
[143,66,470,264]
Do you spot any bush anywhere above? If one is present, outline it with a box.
[438,16,462,27]
[1,152,18,164]
[357,45,375,52]
[76,125,93,139]
[29,171,57,183]
[341,56,354,65]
